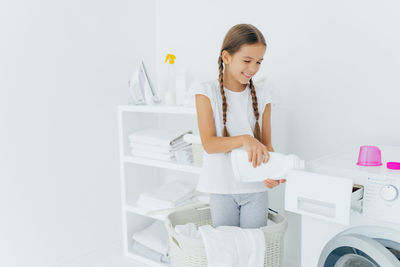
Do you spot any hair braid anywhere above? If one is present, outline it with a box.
[218,55,230,137]
[249,78,262,142]
[218,24,266,144]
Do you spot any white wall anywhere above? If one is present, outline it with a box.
[0,1,156,266]
[2,0,399,266]
[154,0,400,265]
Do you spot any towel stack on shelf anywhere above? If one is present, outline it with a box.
[170,131,193,164]
[183,133,203,166]
[137,180,198,211]
[128,128,192,162]
[131,221,170,263]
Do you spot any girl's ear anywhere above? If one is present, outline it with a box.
[221,50,231,65]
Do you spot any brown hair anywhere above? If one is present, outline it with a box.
[218,24,266,142]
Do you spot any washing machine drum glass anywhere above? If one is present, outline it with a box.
[334,254,375,267]
[319,234,400,267]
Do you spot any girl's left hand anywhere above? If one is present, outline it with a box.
[263,178,286,189]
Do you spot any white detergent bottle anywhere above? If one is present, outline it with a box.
[164,53,177,106]
[230,147,305,182]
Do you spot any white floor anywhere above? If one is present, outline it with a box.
[56,243,150,267]
[55,241,298,267]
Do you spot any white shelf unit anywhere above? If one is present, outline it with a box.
[117,104,200,267]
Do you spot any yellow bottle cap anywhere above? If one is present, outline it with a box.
[165,53,176,64]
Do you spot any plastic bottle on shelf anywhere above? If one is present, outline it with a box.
[164,53,176,106]
[230,148,305,182]
[175,68,187,106]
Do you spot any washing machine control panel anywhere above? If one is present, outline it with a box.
[380,184,398,201]
[363,175,400,224]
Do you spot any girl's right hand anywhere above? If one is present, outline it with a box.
[241,135,270,168]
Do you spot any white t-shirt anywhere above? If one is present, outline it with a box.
[190,79,272,194]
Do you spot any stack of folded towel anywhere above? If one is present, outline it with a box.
[170,131,193,164]
[183,133,203,166]
[131,220,170,263]
[137,180,198,211]
[128,128,193,162]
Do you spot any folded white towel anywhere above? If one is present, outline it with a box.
[128,128,192,147]
[137,181,196,210]
[130,141,192,153]
[137,194,198,211]
[130,143,172,154]
[199,225,265,267]
[131,149,174,161]
[156,181,195,203]
[132,221,169,256]
[131,240,170,263]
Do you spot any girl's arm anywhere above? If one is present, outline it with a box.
[195,94,245,153]
[261,103,274,152]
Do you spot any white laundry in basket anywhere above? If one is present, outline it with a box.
[175,223,200,239]
[198,225,265,267]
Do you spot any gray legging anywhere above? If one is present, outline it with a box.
[210,191,269,228]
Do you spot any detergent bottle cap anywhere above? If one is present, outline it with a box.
[387,162,400,170]
[165,53,176,64]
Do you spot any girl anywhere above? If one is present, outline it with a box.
[192,24,286,228]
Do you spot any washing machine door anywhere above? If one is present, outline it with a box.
[318,233,400,267]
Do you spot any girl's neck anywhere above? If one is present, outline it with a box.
[222,72,247,92]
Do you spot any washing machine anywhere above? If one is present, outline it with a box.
[285,145,400,267]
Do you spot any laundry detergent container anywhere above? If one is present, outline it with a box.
[165,204,288,267]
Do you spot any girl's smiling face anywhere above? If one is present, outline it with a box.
[222,43,266,86]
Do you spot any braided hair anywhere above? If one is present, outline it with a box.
[218,24,265,142]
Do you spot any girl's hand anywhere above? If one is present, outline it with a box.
[263,179,286,189]
[241,135,270,168]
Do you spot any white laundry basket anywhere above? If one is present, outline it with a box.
[165,204,288,267]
